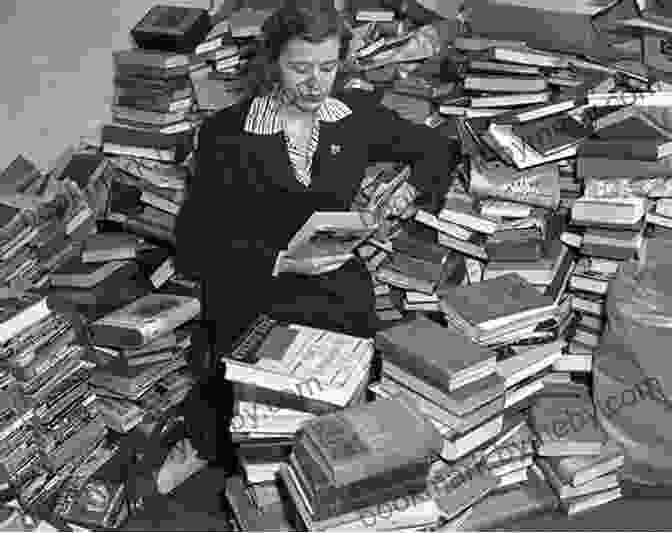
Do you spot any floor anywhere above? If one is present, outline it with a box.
[119,463,672,531]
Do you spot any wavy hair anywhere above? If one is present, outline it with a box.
[244,0,352,97]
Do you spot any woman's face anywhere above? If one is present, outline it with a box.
[277,35,340,113]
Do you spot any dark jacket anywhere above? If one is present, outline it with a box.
[175,89,461,353]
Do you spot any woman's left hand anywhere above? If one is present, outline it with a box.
[379,181,418,220]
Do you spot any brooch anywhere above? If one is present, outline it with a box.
[330,144,342,155]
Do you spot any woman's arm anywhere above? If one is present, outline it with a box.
[174,116,280,281]
[363,100,461,212]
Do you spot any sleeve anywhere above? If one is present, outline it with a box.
[174,116,282,282]
[364,101,462,212]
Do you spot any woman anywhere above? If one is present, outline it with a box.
[175,0,461,469]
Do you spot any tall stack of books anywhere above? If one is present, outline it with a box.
[103,4,215,165]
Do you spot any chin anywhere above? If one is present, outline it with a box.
[296,99,324,112]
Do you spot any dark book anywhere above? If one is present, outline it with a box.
[511,114,592,156]
[49,257,138,289]
[130,5,212,54]
[113,73,192,94]
[375,315,496,393]
[101,125,193,157]
[576,155,672,179]
[578,137,672,160]
[0,155,42,194]
[54,152,108,191]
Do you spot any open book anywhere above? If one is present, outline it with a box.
[283,211,379,268]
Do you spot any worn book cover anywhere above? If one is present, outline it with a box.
[296,395,442,488]
[376,315,496,392]
[438,273,556,336]
[89,293,200,349]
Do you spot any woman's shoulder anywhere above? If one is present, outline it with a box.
[198,97,255,140]
[333,88,386,117]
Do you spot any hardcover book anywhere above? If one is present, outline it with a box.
[375,315,497,392]
[53,477,127,529]
[438,273,557,341]
[89,293,201,349]
[130,5,212,54]
[294,395,442,489]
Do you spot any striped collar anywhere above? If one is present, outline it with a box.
[243,91,352,135]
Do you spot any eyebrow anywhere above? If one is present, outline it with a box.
[288,59,339,66]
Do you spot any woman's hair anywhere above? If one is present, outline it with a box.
[244,0,352,96]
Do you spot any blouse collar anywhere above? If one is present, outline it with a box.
[243,88,352,135]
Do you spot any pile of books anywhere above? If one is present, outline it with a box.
[4,0,672,529]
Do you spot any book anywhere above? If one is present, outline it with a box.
[529,396,608,456]
[81,232,154,263]
[0,155,42,194]
[0,292,51,345]
[543,444,625,487]
[438,274,557,341]
[375,315,497,393]
[497,340,565,389]
[48,257,136,289]
[88,293,201,349]
[130,5,211,54]
[53,477,127,529]
[442,465,558,530]
[536,458,619,500]
[294,395,442,488]
[462,74,549,93]
[511,114,592,156]
[279,212,378,272]
[439,194,498,234]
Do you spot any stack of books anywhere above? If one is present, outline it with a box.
[223,314,374,470]
[278,395,445,531]
[530,396,625,515]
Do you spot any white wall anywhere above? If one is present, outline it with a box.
[0,0,211,173]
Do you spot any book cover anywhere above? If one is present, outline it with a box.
[82,232,154,263]
[438,273,556,335]
[375,315,496,392]
[131,5,211,54]
[296,395,442,488]
[53,477,127,529]
[89,293,200,349]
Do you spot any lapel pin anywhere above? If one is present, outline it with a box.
[330,144,342,155]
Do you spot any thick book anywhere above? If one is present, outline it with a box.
[578,137,672,160]
[375,315,496,393]
[130,5,211,54]
[294,395,442,489]
[88,293,200,349]
[529,396,608,456]
[438,274,557,340]
[511,114,592,156]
